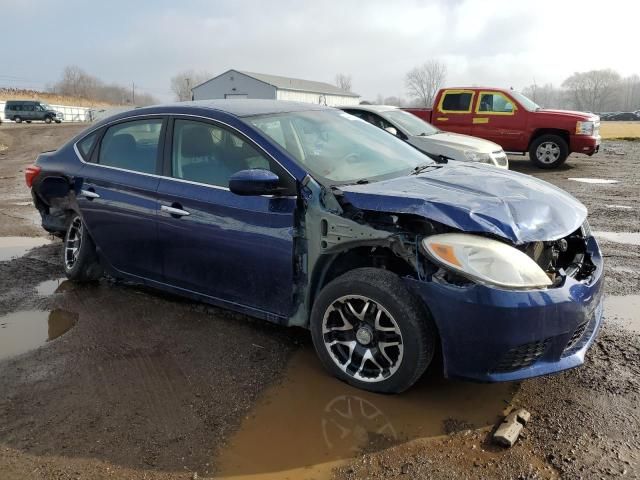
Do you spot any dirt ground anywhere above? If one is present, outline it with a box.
[0,123,638,479]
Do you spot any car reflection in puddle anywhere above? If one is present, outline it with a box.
[215,347,517,478]
[0,309,78,360]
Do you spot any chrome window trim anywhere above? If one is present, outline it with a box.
[72,112,298,190]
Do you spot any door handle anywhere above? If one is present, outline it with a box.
[161,205,190,217]
[80,189,100,199]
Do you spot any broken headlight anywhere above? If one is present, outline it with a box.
[422,233,553,289]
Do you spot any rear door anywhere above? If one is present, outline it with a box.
[156,116,297,317]
[471,91,526,151]
[431,89,476,135]
[76,117,165,280]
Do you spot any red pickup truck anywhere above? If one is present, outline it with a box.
[404,87,600,169]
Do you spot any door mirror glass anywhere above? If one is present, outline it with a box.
[384,126,398,136]
[229,169,282,196]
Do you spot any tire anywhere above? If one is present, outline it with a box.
[310,267,436,393]
[63,214,103,282]
[14,116,22,124]
[26,120,31,124]
[44,116,52,124]
[55,120,61,124]
[529,134,569,169]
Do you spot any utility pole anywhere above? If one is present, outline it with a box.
[186,78,191,102]
[132,82,135,105]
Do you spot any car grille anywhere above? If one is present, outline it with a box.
[562,306,600,357]
[492,338,551,373]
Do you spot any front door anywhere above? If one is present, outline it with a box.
[431,89,476,135]
[156,117,297,317]
[77,117,165,280]
[471,91,526,151]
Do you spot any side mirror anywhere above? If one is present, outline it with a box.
[385,126,398,136]
[229,169,281,196]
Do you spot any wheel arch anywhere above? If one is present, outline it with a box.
[307,245,420,327]
[528,128,570,150]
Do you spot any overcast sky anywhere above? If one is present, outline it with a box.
[1,0,638,102]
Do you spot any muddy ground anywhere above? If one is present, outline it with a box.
[0,124,638,479]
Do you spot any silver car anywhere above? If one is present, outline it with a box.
[341,105,508,169]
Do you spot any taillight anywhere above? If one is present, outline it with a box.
[25,165,41,188]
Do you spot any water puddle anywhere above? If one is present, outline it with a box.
[11,201,33,206]
[35,277,70,296]
[593,231,640,246]
[605,295,640,333]
[0,236,51,261]
[605,205,633,210]
[0,309,78,360]
[568,178,619,184]
[215,348,516,478]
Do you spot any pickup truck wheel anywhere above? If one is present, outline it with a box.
[529,135,568,169]
[310,268,436,393]
[63,214,103,282]
[14,116,22,123]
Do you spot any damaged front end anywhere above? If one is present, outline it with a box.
[290,172,604,383]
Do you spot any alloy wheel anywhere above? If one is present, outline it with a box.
[65,217,83,270]
[321,295,404,383]
[536,141,560,164]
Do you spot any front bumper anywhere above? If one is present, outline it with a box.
[404,236,604,382]
[570,134,600,156]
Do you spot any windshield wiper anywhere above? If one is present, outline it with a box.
[410,162,436,175]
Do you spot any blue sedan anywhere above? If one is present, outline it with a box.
[26,100,604,393]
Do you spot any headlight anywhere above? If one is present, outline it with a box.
[576,121,594,135]
[422,233,552,289]
[464,150,493,164]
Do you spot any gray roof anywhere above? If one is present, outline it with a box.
[193,69,359,98]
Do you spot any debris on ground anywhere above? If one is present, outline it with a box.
[493,408,531,447]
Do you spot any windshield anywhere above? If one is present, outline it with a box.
[248,110,433,184]
[510,91,540,112]
[381,109,439,137]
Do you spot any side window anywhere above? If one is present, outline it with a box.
[441,92,474,112]
[98,119,163,174]
[77,132,98,161]
[171,119,293,191]
[477,92,515,114]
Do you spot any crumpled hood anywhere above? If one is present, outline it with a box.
[411,132,502,153]
[339,162,587,244]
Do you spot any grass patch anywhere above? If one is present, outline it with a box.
[600,121,640,139]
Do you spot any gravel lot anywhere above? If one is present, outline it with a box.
[0,124,638,479]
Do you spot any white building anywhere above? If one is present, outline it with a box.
[191,69,360,106]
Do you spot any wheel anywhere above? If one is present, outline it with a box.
[14,116,22,123]
[310,268,436,393]
[44,116,52,124]
[529,134,569,169]
[26,120,32,124]
[55,120,61,124]
[63,214,103,281]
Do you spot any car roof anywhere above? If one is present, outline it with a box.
[338,104,399,113]
[135,99,333,118]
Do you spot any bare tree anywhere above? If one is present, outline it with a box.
[50,65,158,106]
[562,69,621,112]
[522,82,558,108]
[405,60,447,107]
[170,70,212,101]
[335,73,353,92]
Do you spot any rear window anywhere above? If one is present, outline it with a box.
[98,119,163,174]
[77,132,98,161]
[441,92,473,112]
